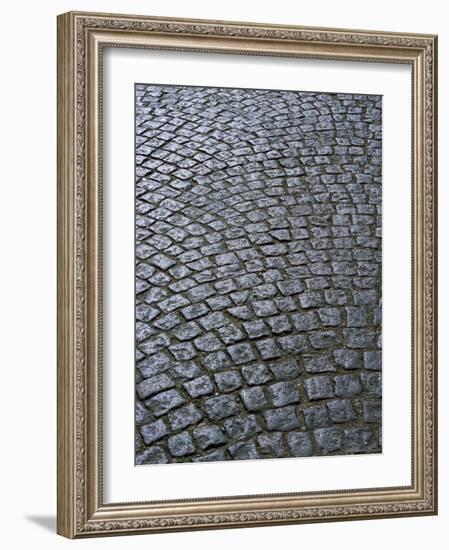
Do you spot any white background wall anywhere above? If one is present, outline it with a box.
[0,0,446,548]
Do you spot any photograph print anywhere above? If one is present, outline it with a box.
[134,83,382,465]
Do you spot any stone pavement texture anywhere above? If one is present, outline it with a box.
[135,83,382,465]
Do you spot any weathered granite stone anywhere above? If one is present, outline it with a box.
[269,360,301,380]
[327,399,357,422]
[256,339,282,359]
[363,399,382,423]
[278,334,309,353]
[224,414,262,441]
[202,351,231,372]
[203,395,240,421]
[345,428,374,453]
[361,372,382,397]
[137,351,171,378]
[136,373,174,400]
[318,307,342,326]
[172,322,202,341]
[227,342,256,364]
[264,406,301,431]
[193,424,226,450]
[192,449,226,462]
[257,432,285,458]
[140,419,168,445]
[168,404,203,431]
[303,354,335,374]
[309,330,339,350]
[333,349,361,370]
[145,389,185,417]
[229,440,260,460]
[167,431,195,457]
[243,320,270,339]
[287,432,313,457]
[314,427,344,453]
[364,350,382,370]
[241,364,272,385]
[193,334,222,352]
[214,370,243,393]
[334,374,363,397]
[268,381,300,407]
[183,375,214,398]
[240,386,268,412]
[136,445,168,465]
[303,404,330,428]
[304,376,334,401]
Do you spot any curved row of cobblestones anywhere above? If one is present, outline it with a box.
[135,83,382,464]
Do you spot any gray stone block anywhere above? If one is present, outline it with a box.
[194,334,222,352]
[214,370,243,393]
[304,376,334,401]
[361,372,382,397]
[168,431,195,457]
[240,386,268,412]
[183,375,214,398]
[257,432,285,458]
[364,350,382,370]
[168,404,203,431]
[193,425,226,450]
[229,440,260,460]
[169,342,198,361]
[172,321,202,341]
[137,351,172,378]
[278,334,309,353]
[135,84,383,464]
[256,338,282,359]
[202,351,231,372]
[318,307,342,326]
[243,320,270,339]
[292,312,321,332]
[269,360,301,380]
[241,364,272,385]
[145,389,185,417]
[346,306,368,327]
[268,381,300,407]
[363,399,382,423]
[136,445,168,465]
[181,303,209,320]
[227,342,257,365]
[267,315,292,335]
[303,404,330,428]
[203,395,240,421]
[136,373,174,400]
[345,428,375,453]
[287,432,313,457]
[314,427,343,453]
[344,329,376,348]
[333,349,361,370]
[140,419,168,445]
[264,406,301,431]
[192,449,226,462]
[303,354,336,374]
[327,399,357,422]
[334,374,363,397]
[224,414,262,441]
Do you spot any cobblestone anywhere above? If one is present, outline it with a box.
[287,432,313,457]
[135,84,382,464]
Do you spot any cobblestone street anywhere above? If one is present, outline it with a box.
[135,83,382,464]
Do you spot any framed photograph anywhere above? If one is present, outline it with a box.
[57,11,438,538]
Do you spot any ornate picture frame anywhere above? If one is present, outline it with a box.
[57,11,437,538]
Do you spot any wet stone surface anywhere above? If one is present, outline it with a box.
[135,84,382,465]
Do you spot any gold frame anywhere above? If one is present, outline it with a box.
[57,10,438,538]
